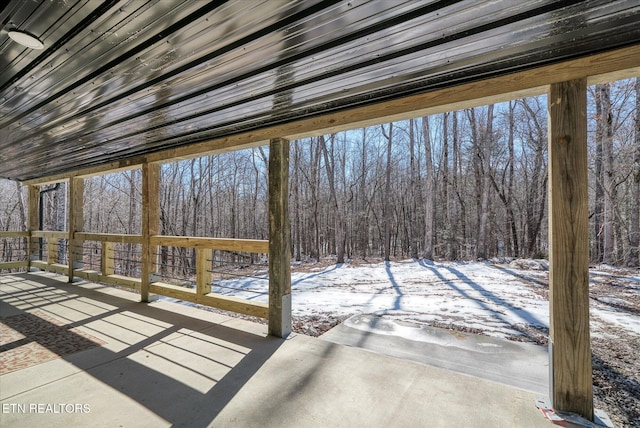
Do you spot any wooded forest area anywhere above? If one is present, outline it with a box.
[1,78,639,269]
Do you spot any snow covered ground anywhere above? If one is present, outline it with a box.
[166,259,640,426]
[209,259,640,342]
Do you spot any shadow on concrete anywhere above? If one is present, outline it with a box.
[0,272,283,427]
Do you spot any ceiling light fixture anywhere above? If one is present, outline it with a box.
[7,29,44,50]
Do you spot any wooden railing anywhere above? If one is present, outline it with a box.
[148,235,269,317]
[28,230,70,275]
[70,232,144,289]
[0,231,29,270]
[1,230,268,318]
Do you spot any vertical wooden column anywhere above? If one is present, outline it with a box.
[268,138,292,338]
[102,242,115,275]
[196,248,212,296]
[27,184,40,267]
[548,79,593,420]
[68,177,84,282]
[141,163,160,302]
[47,240,58,265]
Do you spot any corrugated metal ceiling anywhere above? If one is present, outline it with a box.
[1,0,639,181]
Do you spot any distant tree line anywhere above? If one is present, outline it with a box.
[1,78,638,268]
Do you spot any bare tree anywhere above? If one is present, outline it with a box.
[321,134,346,263]
[467,106,494,259]
[630,78,640,266]
[423,117,435,260]
[597,84,617,263]
[442,112,452,259]
[520,98,548,257]
[7,78,638,272]
[489,101,519,257]
[408,119,419,259]
[381,123,393,261]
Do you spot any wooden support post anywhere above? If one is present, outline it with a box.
[27,185,39,267]
[268,138,292,338]
[102,242,115,276]
[196,248,212,295]
[68,178,83,278]
[548,79,593,420]
[141,163,160,302]
[68,177,84,282]
[47,240,58,265]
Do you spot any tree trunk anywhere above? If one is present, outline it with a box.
[292,143,302,261]
[629,77,640,266]
[507,101,519,257]
[450,111,459,260]
[520,98,548,257]
[359,128,369,258]
[442,112,450,259]
[127,171,137,275]
[15,181,27,231]
[488,101,519,258]
[320,134,346,264]
[409,119,419,259]
[305,138,322,260]
[423,117,435,260]
[598,84,616,264]
[477,105,494,260]
[382,123,393,261]
[594,87,605,262]
[467,108,482,256]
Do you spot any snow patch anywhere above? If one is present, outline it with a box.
[210,259,639,338]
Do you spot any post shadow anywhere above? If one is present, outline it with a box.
[1,272,284,427]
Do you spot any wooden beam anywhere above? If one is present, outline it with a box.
[68,177,84,282]
[102,242,115,276]
[47,240,58,265]
[21,45,640,187]
[0,232,28,271]
[141,162,160,302]
[27,185,39,266]
[149,282,268,318]
[150,235,269,253]
[31,231,70,239]
[0,231,29,238]
[0,261,29,270]
[73,270,141,290]
[30,260,48,270]
[103,274,141,289]
[196,248,212,295]
[22,162,142,187]
[31,261,68,275]
[268,137,292,338]
[198,292,268,318]
[149,282,196,300]
[75,232,143,244]
[72,268,102,283]
[548,79,593,420]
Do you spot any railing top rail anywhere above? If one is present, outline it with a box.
[75,232,143,244]
[150,235,269,253]
[0,231,29,237]
[31,230,69,239]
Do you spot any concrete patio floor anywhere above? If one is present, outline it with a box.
[0,271,555,427]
